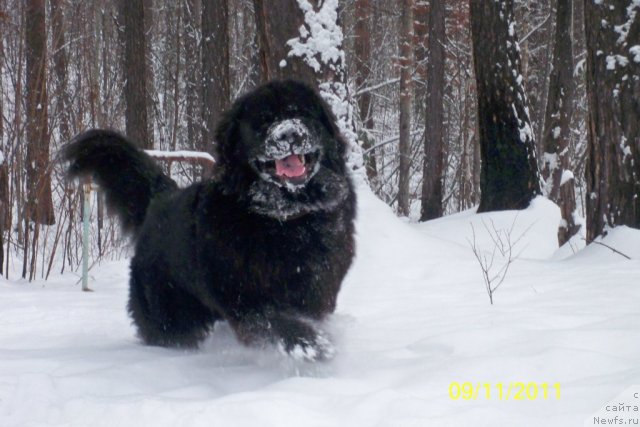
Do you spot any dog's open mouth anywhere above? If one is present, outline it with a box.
[254,150,321,187]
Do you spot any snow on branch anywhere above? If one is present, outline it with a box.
[145,150,215,174]
[287,0,344,73]
[145,150,215,164]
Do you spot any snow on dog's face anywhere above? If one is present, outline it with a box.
[214,80,352,221]
[250,118,323,191]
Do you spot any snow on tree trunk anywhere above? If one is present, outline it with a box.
[541,0,579,246]
[585,0,640,242]
[255,0,365,181]
[470,0,542,212]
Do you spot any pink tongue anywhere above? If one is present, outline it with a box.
[275,154,306,178]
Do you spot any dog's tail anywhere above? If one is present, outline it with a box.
[62,129,177,236]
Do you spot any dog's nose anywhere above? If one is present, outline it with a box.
[278,127,304,144]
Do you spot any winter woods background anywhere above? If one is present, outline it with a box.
[0,0,638,280]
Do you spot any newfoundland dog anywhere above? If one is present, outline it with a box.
[63,80,356,361]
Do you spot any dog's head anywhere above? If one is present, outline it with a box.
[214,80,352,220]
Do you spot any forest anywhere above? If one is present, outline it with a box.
[0,0,639,280]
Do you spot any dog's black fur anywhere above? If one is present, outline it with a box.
[63,80,356,361]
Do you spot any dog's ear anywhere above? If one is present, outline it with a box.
[213,105,241,172]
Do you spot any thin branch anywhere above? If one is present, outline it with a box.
[354,78,400,97]
[584,239,632,260]
[362,129,423,156]
[520,13,552,43]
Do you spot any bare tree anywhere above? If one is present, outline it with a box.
[122,0,151,148]
[584,0,640,242]
[354,0,377,181]
[470,0,542,212]
[25,0,54,225]
[517,0,554,150]
[397,0,414,216]
[182,0,202,151]
[0,11,6,275]
[541,0,578,245]
[420,0,445,221]
[50,0,70,142]
[202,0,230,153]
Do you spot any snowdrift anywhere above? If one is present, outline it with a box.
[1,186,639,426]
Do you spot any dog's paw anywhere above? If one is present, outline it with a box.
[277,329,336,362]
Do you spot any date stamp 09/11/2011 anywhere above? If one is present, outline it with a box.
[448,383,640,425]
[448,382,561,401]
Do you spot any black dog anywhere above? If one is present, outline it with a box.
[63,80,356,361]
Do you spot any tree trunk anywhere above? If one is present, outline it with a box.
[202,0,230,154]
[0,29,7,230]
[354,0,377,181]
[183,0,201,151]
[470,0,542,212]
[541,0,578,246]
[50,0,70,143]
[253,0,317,85]
[122,0,151,148]
[397,0,414,217]
[253,0,364,176]
[420,0,445,221]
[413,0,429,107]
[584,0,640,242]
[0,32,5,273]
[25,0,55,225]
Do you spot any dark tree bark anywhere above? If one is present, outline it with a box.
[397,0,414,216]
[470,0,542,212]
[202,0,230,154]
[0,25,6,227]
[413,1,429,95]
[584,0,640,242]
[354,0,377,181]
[541,0,578,245]
[50,0,70,142]
[25,0,54,225]
[253,0,317,85]
[0,32,4,273]
[122,0,151,148]
[182,0,201,151]
[420,0,445,221]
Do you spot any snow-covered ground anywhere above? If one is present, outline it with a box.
[1,186,639,426]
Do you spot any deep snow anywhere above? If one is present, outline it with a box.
[1,186,639,426]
